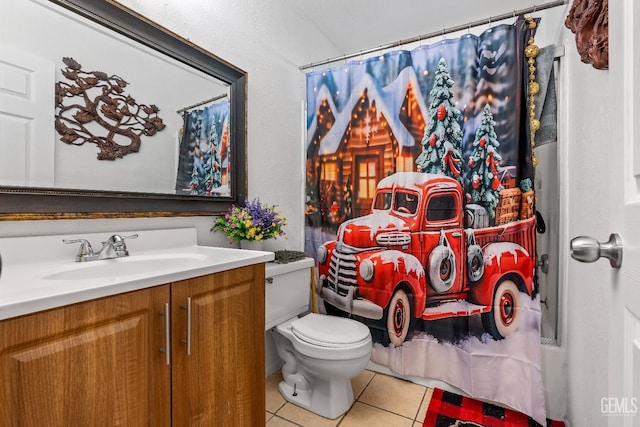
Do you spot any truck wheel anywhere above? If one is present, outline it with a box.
[466,244,484,283]
[428,245,456,292]
[482,279,520,340]
[386,288,412,347]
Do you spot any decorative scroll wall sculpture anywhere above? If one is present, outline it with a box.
[564,0,609,70]
[55,57,166,160]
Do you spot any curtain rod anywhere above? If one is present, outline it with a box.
[176,93,228,115]
[299,0,569,71]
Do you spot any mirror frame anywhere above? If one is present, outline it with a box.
[0,0,247,220]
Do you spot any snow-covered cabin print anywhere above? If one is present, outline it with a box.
[306,69,427,223]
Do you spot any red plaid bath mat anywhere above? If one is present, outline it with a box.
[424,388,566,427]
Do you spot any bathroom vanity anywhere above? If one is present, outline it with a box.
[0,228,272,426]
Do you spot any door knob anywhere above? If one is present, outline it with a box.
[570,233,623,268]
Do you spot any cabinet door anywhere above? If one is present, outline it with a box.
[0,285,171,427]
[171,265,265,426]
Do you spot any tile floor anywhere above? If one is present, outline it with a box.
[266,370,433,427]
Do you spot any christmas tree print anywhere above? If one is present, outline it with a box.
[468,104,503,219]
[189,142,206,195]
[204,124,222,193]
[189,120,221,196]
[415,58,463,182]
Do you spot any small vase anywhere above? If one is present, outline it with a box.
[240,240,264,251]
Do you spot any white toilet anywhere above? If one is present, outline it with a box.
[266,259,372,419]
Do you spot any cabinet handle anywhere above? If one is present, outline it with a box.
[161,302,171,365]
[181,297,192,355]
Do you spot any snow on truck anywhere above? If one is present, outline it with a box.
[316,171,536,347]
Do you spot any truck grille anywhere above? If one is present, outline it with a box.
[376,232,411,246]
[328,250,357,296]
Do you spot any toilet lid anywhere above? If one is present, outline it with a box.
[291,313,370,348]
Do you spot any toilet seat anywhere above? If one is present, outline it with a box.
[292,313,370,346]
[288,313,372,360]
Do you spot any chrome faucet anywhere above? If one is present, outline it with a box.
[63,234,138,262]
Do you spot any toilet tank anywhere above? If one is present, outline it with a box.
[265,258,315,330]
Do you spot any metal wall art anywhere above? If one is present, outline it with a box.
[55,57,166,160]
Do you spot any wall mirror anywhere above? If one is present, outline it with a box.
[0,0,247,219]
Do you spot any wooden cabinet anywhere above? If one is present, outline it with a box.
[171,264,265,426]
[0,264,265,426]
[0,284,171,426]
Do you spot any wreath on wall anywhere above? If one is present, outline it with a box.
[565,0,609,70]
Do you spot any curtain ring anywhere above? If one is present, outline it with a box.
[488,15,492,32]
[441,28,446,44]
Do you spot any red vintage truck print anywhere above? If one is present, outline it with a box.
[316,172,536,347]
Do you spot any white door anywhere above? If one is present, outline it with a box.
[0,45,54,187]
[606,1,640,425]
[566,1,640,425]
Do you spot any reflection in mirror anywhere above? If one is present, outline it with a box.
[0,0,247,218]
[174,94,231,197]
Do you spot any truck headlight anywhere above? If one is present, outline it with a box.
[317,245,328,264]
[359,258,374,282]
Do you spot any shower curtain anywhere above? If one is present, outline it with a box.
[304,17,546,424]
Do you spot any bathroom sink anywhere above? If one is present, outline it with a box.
[42,253,209,280]
[0,228,274,321]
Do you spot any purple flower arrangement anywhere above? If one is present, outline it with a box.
[212,198,287,242]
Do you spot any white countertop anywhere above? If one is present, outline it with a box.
[0,228,274,320]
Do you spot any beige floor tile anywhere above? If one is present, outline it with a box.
[267,411,274,423]
[358,373,427,419]
[276,402,342,427]
[266,372,287,413]
[412,422,424,427]
[351,369,375,399]
[339,402,414,427]
[266,415,301,427]
[415,387,434,422]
